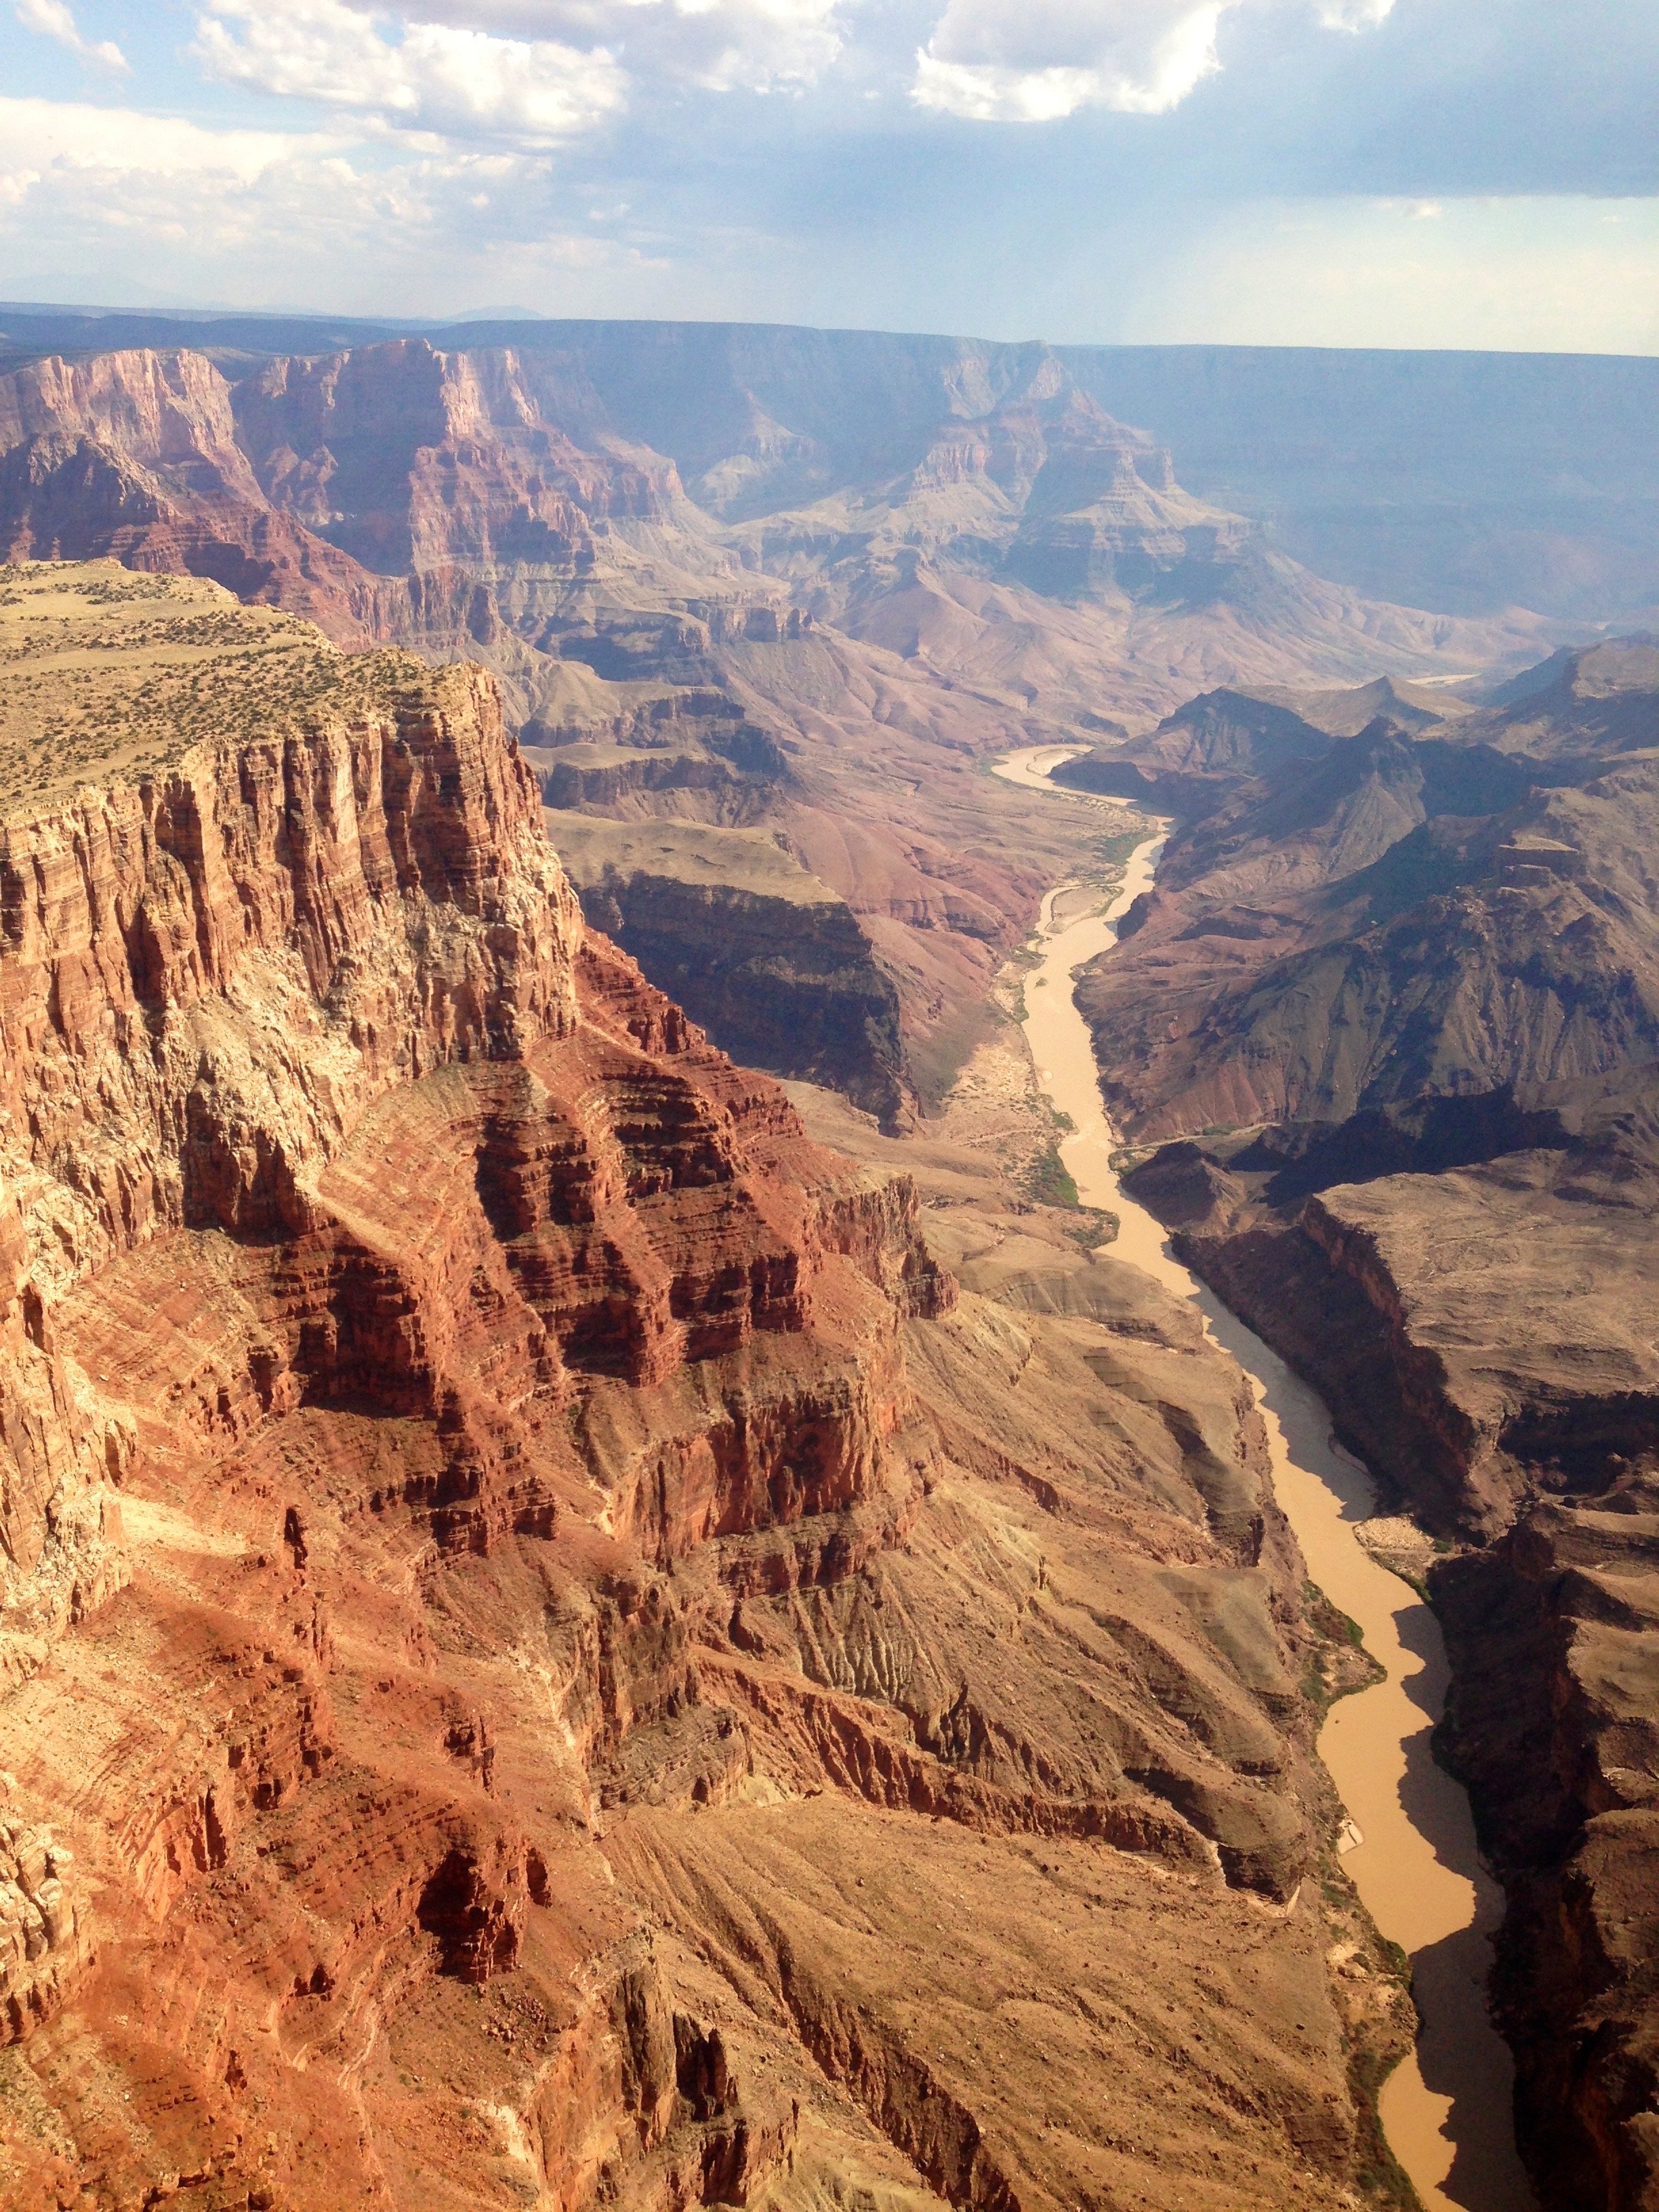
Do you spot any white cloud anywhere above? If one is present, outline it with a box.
[912,0,1402,122]
[672,0,842,94]
[913,0,1236,121]
[0,96,390,270]
[14,0,128,70]
[0,95,333,189]
[191,0,627,147]
[373,0,842,94]
[0,93,483,262]
[0,93,651,307]
[1314,0,1394,26]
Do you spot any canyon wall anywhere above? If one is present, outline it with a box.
[0,565,1409,2212]
[1099,653,1659,2212]
[0,325,1568,1126]
[569,861,906,1130]
[3,306,1650,624]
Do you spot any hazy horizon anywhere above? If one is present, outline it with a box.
[3,294,1657,363]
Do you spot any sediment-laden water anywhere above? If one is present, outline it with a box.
[994,745,1534,2212]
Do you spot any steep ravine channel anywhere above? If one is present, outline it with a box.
[992,747,1537,2212]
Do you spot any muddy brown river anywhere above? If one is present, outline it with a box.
[994,746,1536,2212]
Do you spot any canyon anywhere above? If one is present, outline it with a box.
[0,316,1570,1128]
[1071,655,1659,2211]
[992,760,1532,2212]
[3,311,1653,627]
[1,304,1655,2212]
[0,562,1416,2212]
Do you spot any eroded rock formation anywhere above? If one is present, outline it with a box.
[0,565,1412,2212]
[1103,650,1659,2212]
[0,327,1565,1129]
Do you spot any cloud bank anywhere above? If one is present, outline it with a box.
[913,0,1236,121]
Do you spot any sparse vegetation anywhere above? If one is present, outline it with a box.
[1303,1578,1387,1714]
[1025,1141,1079,1208]
[1090,825,1153,869]
[0,560,432,820]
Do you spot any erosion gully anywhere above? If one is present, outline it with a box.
[992,746,1535,2212]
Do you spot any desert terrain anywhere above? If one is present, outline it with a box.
[0,302,1653,2212]
[0,562,1420,2212]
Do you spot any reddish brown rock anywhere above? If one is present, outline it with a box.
[0,567,1405,2212]
[0,328,1558,1133]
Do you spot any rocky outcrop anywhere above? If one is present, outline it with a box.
[0,353,398,644]
[0,1181,127,1671]
[0,1812,93,2045]
[0,565,1402,2212]
[1454,637,1659,761]
[529,721,788,823]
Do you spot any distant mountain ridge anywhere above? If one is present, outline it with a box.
[0,314,1599,1121]
[3,304,1652,622]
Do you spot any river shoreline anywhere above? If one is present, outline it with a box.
[992,748,1535,2212]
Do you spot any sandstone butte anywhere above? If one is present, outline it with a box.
[0,563,1416,2212]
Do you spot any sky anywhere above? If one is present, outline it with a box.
[1,0,1656,349]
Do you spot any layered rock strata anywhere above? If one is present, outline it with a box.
[1141,1132,1659,2212]
[0,563,1409,2212]
[0,331,1563,1125]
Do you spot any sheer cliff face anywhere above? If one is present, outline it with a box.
[0,571,577,1647]
[236,340,691,579]
[0,564,945,1661]
[0,567,1401,2212]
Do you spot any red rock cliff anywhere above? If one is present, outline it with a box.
[0,566,1391,2212]
[0,575,955,2208]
